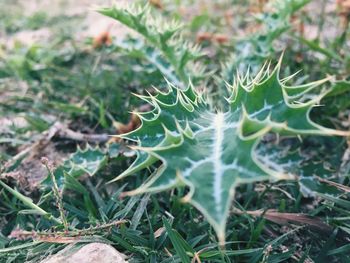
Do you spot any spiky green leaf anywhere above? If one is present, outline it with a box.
[228,60,349,136]
[68,145,107,176]
[97,3,205,86]
[42,145,108,190]
[222,0,311,85]
[113,62,349,242]
[256,136,345,197]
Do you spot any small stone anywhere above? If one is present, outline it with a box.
[41,243,128,263]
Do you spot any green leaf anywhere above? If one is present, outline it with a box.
[0,181,61,224]
[326,80,350,97]
[69,145,107,176]
[222,0,311,83]
[295,36,342,61]
[113,38,183,86]
[321,80,350,114]
[41,145,108,190]
[0,242,42,253]
[190,14,210,31]
[228,59,349,136]
[108,142,121,159]
[327,244,350,256]
[112,62,348,243]
[163,218,192,263]
[97,3,205,86]
[24,113,51,132]
[256,136,345,196]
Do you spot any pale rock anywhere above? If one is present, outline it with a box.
[41,243,128,263]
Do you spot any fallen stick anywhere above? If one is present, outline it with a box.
[50,122,110,143]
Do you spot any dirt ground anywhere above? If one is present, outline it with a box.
[1,0,131,47]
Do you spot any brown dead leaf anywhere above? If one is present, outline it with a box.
[8,228,80,243]
[114,113,141,135]
[316,176,350,193]
[196,32,213,43]
[154,227,165,238]
[337,0,350,28]
[235,209,333,235]
[196,32,229,44]
[93,31,112,49]
[8,227,34,241]
[149,0,163,9]
[113,104,152,135]
[37,236,81,244]
[213,34,229,44]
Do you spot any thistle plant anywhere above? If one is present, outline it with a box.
[111,59,349,243]
[222,0,311,83]
[98,4,205,87]
[95,0,350,247]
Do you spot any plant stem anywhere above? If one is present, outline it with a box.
[42,159,68,230]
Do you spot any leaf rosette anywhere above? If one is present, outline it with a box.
[112,61,349,243]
